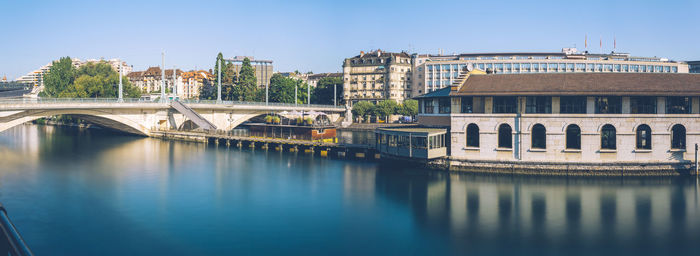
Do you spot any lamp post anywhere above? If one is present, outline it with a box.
[160,52,166,103]
[118,60,123,102]
[217,59,222,103]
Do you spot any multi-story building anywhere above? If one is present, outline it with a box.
[689,61,700,73]
[127,67,183,94]
[225,56,273,88]
[180,70,212,99]
[342,50,412,106]
[306,73,342,88]
[411,48,690,96]
[15,58,130,87]
[380,71,700,173]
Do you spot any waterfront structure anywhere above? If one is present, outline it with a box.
[409,71,700,171]
[689,61,700,73]
[225,56,273,88]
[411,48,690,96]
[127,67,183,94]
[180,70,213,99]
[342,50,412,106]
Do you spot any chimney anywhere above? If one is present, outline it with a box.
[377,49,382,57]
[360,51,365,57]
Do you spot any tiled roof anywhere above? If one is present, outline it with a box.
[452,73,700,96]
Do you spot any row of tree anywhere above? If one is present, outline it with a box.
[42,57,141,98]
[351,99,418,122]
[199,53,345,105]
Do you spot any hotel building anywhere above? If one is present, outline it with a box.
[342,50,412,106]
[411,48,690,96]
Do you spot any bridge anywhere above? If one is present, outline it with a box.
[0,98,350,136]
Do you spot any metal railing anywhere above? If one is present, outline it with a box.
[0,204,33,256]
[0,98,346,109]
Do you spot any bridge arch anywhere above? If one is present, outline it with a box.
[0,109,151,135]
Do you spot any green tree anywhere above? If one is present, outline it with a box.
[375,100,399,122]
[398,99,419,116]
[43,60,140,98]
[351,101,374,123]
[41,57,76,97]
[232,57,259,101]
[311,77,343,105]
[267,74,308,104]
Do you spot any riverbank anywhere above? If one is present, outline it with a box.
[339,123,417,131]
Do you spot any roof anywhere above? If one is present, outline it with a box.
[414,86,452,99]
[352,50,410,59]
[376,127,447,135]
[452,73,700,96]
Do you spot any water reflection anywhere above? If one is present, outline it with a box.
[0,125,699,255]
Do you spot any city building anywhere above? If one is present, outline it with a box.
[401,71,700,172]
[411,48,690,96]
[342,50,412,106]
[306,73,342,88]
[225,56,273,88]
[127,67,183,95]
[180,70,213,99]
[15,58,130,87]
[689,61,700,73]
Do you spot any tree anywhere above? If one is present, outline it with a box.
[42,57,76,97]
[43,60,140,98]
[311,77,343,105]
[232,57,259,101]
[351,101,374,123]
[375,100,399,122]
[398,99,419,116]
[268,74,308,104]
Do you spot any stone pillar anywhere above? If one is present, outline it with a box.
[485,97,493,114]
[587,97,596,114]
[657,97,666,114]
[552,97,560,114]
[693,97,700,114]
[622,97,631,114]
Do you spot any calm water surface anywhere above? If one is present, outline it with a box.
[1,125,699,255]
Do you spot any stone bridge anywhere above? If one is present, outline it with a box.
[0,99,350,136]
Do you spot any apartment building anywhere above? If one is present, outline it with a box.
[342,50,412,106]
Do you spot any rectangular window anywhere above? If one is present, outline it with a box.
[423,99,434,114]
[560,96,587,114]
[595,96,622,114]
[438,98,451,114]
[630,96,657,114]
[461,97,473,113]
[667,96,691,114]
[525,96,552,113]
[493,96,517,113]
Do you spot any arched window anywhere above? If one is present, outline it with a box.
[671,124,686,149]
[531,124,546,149]
[466,123,479,148]
[566,124,581,150]
[636,124,652,150]
[601,124,617,150]
[498,124,512,149]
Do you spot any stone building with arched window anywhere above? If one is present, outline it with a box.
[412,71,700,174]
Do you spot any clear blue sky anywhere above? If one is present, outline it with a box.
[1,0,699,80]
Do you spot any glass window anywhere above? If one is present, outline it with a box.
[438,98,451,114]
[601,124,617,150]
[466,123,479,148]
[566,124,581,149]
[498,124,512,149]
[636,124,652,150]
[525,96,552,114]
[493,96,517,113]
[614,64,620,71]
[667,97,691,114]
[461,97,473,113]
[423,99,434,113]
[630,96,657,114]
[622,65,628,72]
[587,64,594,70]
[531,124,546,149]
[595,96,622,114]
[671,124,686,149]
[604,64,613,72]
[560,96,587,114]
[566,63,574,70]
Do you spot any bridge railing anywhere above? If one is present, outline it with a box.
[0,98,347,109]
[0,204,34,256]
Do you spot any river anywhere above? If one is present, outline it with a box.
[0,125,699,255]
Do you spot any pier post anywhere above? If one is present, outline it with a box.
[237,141,242,149]
[320,149,328,157]
[226,140,231,147]
[262,143,269,150]
[249,142,255,149]
[695,143,698,176]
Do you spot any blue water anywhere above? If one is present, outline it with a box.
[0,125,699,255]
